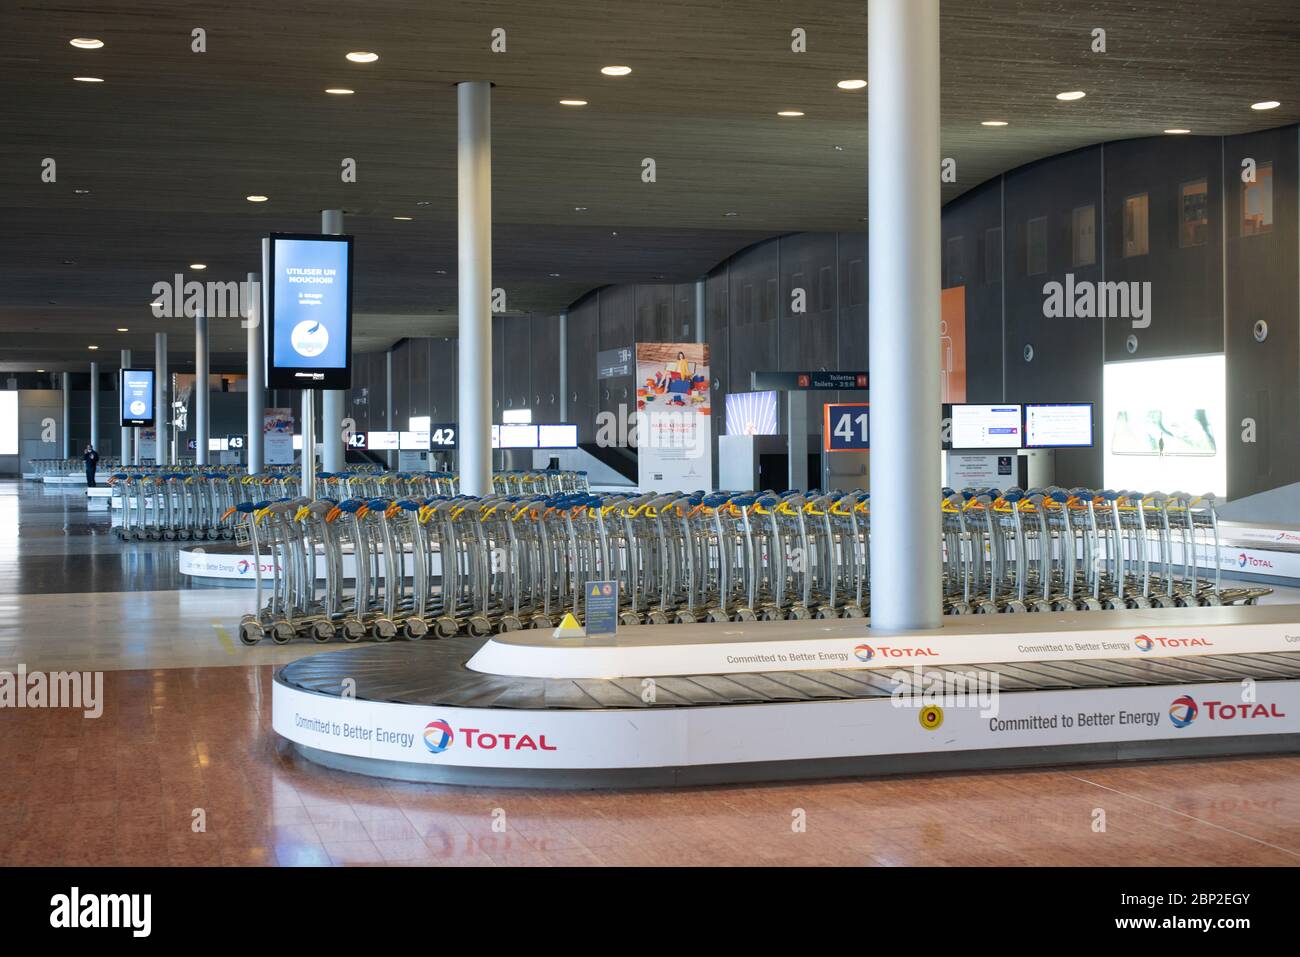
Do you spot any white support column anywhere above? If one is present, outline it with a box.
[88,361,100,454]
[155,332,169,465]
[195,308,209,465]
[320,209,347,474]
[60,372,71,459]
[120,349,132,465]
[246,271,264,474]
[457,80,493,496]
[301,390,316,498]
[868,0,943,629]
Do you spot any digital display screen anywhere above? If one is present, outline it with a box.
[725,391,779,436]
[399,430,430,450]
[265,233,353,390]
[498,424,539,449]
[502,408,533,424]
[950,404,1022,449]
[120,369,155,427]
[367,431,399,450]
[1025,403,1093,448]
[538,424,578,448]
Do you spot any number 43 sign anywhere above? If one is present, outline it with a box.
[824,403,870,451]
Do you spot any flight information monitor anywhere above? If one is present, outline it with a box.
[950,404,1023,449]
[1025,403,1094,448]
[264,233,354,390]
[538,424,578,448]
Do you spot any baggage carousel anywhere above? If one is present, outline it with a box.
[274,606,1300,788]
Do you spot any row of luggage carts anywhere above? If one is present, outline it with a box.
[233,484,1270,644]
[27,456,124,477]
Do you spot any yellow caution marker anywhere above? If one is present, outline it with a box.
[552,612,586,639]
[919,706,944,731]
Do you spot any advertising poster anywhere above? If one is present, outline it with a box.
[138,428,157,462]
[119,369,155,427]
[265,234,353,390]
[635,342,712,492]
[263,407,294,465]
[940,285,966,404]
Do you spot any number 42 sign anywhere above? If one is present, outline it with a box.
[824,403,870,451]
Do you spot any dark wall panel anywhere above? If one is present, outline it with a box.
[1103,136,1224,361]
[1224,126,1300,498]
[529,313,561,421]
[429,338,456,422]
[727,241,779,395]
[940,178,1003,403]
[598,285,636,426]
[566,294,599,442]
[779,232,838,431]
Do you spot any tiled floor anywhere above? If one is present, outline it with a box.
[2,479,1299,866]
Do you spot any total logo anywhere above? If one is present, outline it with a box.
[422,719,556,754]
[1133,634,1213,650]
[1238,552,1275,570]
[237,559,251,575]
[862,645,939,659]
[1168,694,1287,729]
[853,644,874,662]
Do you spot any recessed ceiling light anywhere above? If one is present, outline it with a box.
[573,206,588,211]
[416,201,431,207]
[981,120,1008,126]
[1163,128,1191,134]
[435,269,447,275]
[1251,100,1281,111]
[117,327,129,332]
[1056,90,1086,101]
[73,76,104,83]
[548,272,561,278]
[392,216,413,221]
[837,79,867,90]
[189,263,207,270]
[37,369,45,373]
[70,38,104,49]
[833,145,844,151]
[559,99,588,106]
[73,188,90,194]
[600,66,631,76]
[245,194,269,203]
[723,211,738,217]
[325,88,354,95]
[88,345,99,350]
[777,110,805,117]
[346,51,379,63]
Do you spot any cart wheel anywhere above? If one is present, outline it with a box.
[238,619,264,645]
[815,606,839,620]
[341,619,366,642]
[496,615,523,634]
[757,607,780,622]
[619,612,643,627]
[674,610,697,625]
[735,607,758,622]
[404,618,430,639]
[705,608,729,623]
[1004,600,1029,613]
[975,600,999,615]
[1150,595,1174,609]
[1200,594,1222,607]
[843,605,866,619]
[271,622,296,644]
[1126,597,1151,610]
[162,531,175,541]
[529,614,553,630]
[312,621,336,642]
[1174,595,1194,608]
[1078,598,1103,611]
[647,610,671,625]
[206,529,220,541]
[372,618,397,641]
[435,616,461,638]
[467,615,492,637]
[1245,596,1260,606]
[1101,598,1121,610]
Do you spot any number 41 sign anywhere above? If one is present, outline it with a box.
[824,403,870,451]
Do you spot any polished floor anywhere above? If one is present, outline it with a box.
[2,479,1299,866]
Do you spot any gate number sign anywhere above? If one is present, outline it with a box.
[824,403,870,451]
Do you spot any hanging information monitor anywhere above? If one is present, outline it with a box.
[120,369,155,427]
[264,233,354,390]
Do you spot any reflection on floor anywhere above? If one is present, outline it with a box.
[2,479,1299,867]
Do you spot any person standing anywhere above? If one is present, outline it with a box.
[83,444,100,488]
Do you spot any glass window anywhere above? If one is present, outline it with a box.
[1123,193,1149,257]
[1180,179,1209,247]
[1071,205,1096,267]
[984,227,1002,284]
[1242,162,1273,237]
[1026,216,1048,275]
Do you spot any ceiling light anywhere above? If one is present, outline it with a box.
[1251,100,1280,111]
[70,38,104,49]
[1056,90,1086,101]
[392,216,413,221]
[1163,128,1191,134]
[245,194,268,203]
[573,206,588,211]
[73,76,104,83]
[325,88,354,95]
[88,345,99,350]
[723,211,738,217]
[116,327,129,332]
[600,66,631,76]
[837,79,867,90]
[346,51,378,63]
[559,99,588,106]
[548,273,561,278]
[981,120,1008,126]
[189,263,207,270]
[777,110,805,117]
[37,369,45,373]
[73,188,90,194]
